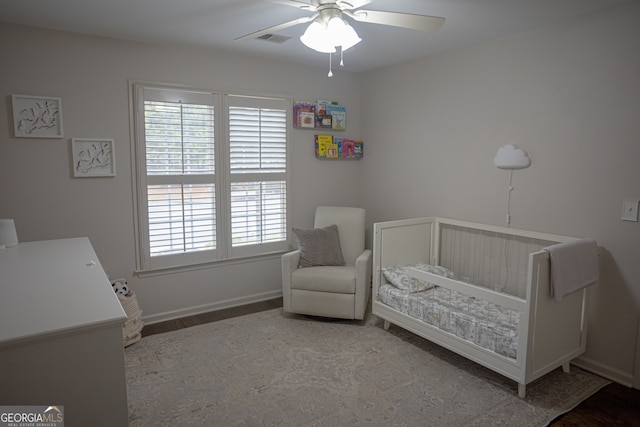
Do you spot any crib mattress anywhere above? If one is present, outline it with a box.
[378,284,520,359]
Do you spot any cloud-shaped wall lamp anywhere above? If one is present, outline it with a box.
[494,144,531,170]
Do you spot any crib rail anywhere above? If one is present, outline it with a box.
[404,265,528,369]
[405,267,526,311]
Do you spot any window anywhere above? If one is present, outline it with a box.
[227,95,288,255]
[132,84,289,271]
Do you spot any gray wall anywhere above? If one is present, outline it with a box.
[0,23,363,322]
[360,2,640,386]
[1,1,639,387]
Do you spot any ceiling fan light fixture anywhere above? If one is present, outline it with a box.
[340,23,361,51]
[300,15,361,54]
[300,21,336,53]
[327,16,361,51]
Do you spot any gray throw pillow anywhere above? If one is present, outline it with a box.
[293,224,346,268]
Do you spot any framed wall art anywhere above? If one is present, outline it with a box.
[12,94,64,138]
[71,138,116,177]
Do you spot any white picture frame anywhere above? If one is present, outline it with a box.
[71,138,116,177]
[621,199,639,222]
[12,94,64,138]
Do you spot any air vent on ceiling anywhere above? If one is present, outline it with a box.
[257,34,291,44]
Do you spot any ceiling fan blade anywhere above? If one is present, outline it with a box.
[265,0,315,10]
[235,16,314,41]
[349,9,445,32]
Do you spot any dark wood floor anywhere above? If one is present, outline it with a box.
[141,298,285,337]
[142,298,640,426]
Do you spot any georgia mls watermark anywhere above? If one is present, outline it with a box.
[0,406,63,427]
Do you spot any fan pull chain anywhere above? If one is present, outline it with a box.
[340,48,344,67]
[328,53,333,77]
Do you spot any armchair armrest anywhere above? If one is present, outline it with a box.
[354,249,372,320]
[282,249,300,312]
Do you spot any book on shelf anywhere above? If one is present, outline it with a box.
[316,135,363,159]
[340,139,355,158]
[294,100,347,130]
[299,112,315,128]
[337,138,363,159]
[316,99,333,129]
[293,101,316,128]
[326,104,346,130]
[326,142,339,158]
[315,134,333,158]
[353,141,363,158]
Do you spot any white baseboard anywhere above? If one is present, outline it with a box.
[142,289,283,325]
[572,355,635,387]
[577,313,640,389]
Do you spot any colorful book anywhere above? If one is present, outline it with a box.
[316,100,334,128]
[341,139,355,158]
[293,101,316,128]
[315,134,333,158]
[327,104,346,130]
[299,111,315,128]
[326,142,339,158]
[316,135,363,159]
[339,139,363,159]
[353,141,363,158]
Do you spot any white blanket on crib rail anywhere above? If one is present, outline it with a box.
[545,238,599,301]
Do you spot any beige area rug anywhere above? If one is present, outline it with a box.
[125,308,609,426]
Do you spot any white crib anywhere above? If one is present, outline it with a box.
[372,217,592,398]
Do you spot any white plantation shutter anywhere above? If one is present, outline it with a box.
[132,84,289,271]
[227,95,288,256]
[228,105,287,174]
[147,183,216,256]
[230,181,287,245]
[144,101,215,175]
[144,97,216,259]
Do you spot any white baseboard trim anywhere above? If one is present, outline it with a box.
[142,289,283,325]
[572,355,635,387]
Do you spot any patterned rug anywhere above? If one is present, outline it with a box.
[125,308,609,426]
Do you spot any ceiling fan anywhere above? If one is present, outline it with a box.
[236,0,445,75]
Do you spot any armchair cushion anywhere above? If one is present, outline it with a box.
[293,224,345,268]
[292,266,356,293]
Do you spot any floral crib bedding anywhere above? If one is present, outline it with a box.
[378,264,520,359]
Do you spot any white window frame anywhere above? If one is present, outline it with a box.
[130,82,291,273]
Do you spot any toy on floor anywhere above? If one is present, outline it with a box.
[111,278,131,297]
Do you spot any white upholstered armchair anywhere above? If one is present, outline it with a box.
[282,206,372,320]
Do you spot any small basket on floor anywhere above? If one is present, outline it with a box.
[118,291,144,347]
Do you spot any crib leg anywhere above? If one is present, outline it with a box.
[562,362,570,373]
[383,320,391,330]
[518,383,526,399]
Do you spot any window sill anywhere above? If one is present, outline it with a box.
[133,249,292,278]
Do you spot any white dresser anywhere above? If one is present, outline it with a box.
[0,237,129,426]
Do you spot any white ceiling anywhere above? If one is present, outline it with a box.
[0,0,633,73]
